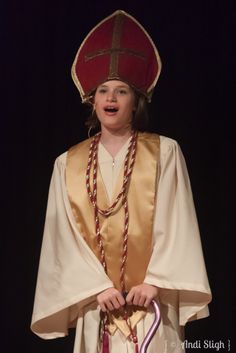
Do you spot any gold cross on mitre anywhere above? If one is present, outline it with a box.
[84,13,147,79]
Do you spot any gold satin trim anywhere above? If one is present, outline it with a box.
[66,132,160,291]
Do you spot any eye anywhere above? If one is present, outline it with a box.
[97,87,107,94]
[118,89,128,95]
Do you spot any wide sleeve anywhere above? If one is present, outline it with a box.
[144,136,212,326]
[31,153,113,339]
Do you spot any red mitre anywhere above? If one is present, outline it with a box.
[72,10,162,102]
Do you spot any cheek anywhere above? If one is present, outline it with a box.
[94,94,103,107]
[94,100,102,111]
[125,100,136,114]
[127,96,136,110]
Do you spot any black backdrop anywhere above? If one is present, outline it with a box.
[2,0,235,352]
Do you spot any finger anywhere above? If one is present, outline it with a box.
[100,302,107,312]
[105,300,115,311]
[143,296,152,308]
[117,293,126,306]
[111,296,123,309]
[126,290,134,305]
[138,295,146,307]
[132,292,141,306]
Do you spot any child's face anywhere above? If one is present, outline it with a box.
[94,80,136,132]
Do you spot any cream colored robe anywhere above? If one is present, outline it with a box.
[31,135,212,353]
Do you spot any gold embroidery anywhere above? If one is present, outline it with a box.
[109,13,123,77]
[85,48,146,62]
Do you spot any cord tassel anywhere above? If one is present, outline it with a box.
[132,334,139,353]
[102,330,109,353]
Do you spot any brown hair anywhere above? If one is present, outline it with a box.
[85,92,149,133]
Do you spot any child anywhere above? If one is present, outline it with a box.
[31,10,212,353]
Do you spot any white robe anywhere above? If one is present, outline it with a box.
[31,135,212,353]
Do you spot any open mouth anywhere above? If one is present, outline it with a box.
[104,106,119,113]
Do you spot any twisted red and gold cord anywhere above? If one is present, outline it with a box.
[86,130,137,291]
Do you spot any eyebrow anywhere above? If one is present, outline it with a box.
[99,84,129,89]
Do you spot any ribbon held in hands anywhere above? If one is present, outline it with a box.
[139,300,161,353]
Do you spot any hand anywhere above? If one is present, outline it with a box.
[126,283,159,308]
[97,287,126,312]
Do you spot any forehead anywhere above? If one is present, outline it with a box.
[98,80,130,89]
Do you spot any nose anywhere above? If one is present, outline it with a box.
[106,89,117,102]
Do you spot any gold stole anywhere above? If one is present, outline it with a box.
[66,132,160,292]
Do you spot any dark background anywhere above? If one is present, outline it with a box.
[2,0,235,352]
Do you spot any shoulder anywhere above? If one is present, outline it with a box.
[159,135,187,170]
[138,132,160,142]
[54,151,67,169]
[137,132,182,160]
[67,137,93,159]
[138,132,179,148]
[54,137,92,167]
[160,135,180,156]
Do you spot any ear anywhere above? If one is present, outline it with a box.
[88,92,96,105]
[133,91,139,112]
[92,103,97,113]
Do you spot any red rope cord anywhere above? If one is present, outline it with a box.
[86,131,139,350]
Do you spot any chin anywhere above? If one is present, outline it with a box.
[103,123,132,132]
[103,124,122,131]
